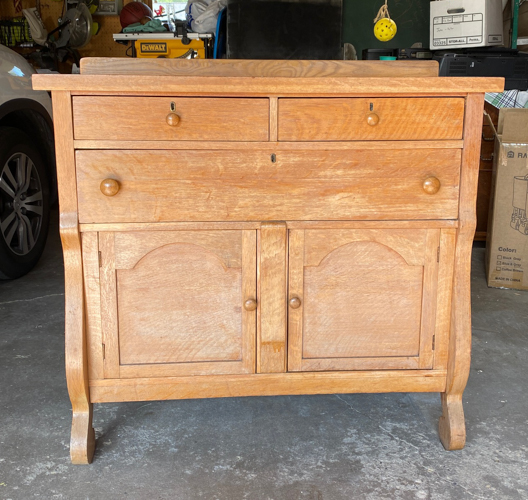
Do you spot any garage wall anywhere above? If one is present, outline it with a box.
[1,0,431,60]
[343,0,431,57]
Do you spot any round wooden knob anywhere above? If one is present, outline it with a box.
[289,297,301,309]
[100,178,120,197]
[423,177,441,195]
[367,112,379,126]
[244,299,257,311]
[166,112,181,127]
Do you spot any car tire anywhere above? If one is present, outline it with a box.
[0,127,50,279]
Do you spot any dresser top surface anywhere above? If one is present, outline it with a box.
[32,59,504,95]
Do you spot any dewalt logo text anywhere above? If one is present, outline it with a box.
[140,43,167,53]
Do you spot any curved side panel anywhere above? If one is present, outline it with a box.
[52,91,94,464]
[439,93,484,450]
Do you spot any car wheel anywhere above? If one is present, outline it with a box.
[0,127,50,279]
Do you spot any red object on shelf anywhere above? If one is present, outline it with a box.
[119,1,153,28]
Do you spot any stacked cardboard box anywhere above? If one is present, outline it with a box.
[486,109,528,291]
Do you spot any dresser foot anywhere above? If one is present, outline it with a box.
[438,393,466,450]
[70,405,95,464]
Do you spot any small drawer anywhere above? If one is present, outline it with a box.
[76,149,461,224]
[278,98,464,141]
[72,96,269,142]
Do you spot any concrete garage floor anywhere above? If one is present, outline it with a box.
[1,212,527,500]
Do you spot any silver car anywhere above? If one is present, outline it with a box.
[0,44,55,279]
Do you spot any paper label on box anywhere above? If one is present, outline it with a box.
[432,13,484,47]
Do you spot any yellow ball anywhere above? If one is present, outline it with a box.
[374,18,397,42]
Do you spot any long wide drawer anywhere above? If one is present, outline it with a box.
[72,96,269,141]
[76,149,461,223]
[278,98,465,141]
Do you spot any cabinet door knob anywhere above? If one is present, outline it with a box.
[423,176,441,195]
[367,112,379,126]
[289,297,302,309]
[100,178,120,196]
[166,112,181,127]
[244,299,257,311]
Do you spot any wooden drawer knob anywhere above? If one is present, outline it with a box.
[423,177,441,195]
[100,178,120,196]
[289,297,301,309]
[244,299,257,311]
[367,112,379,126]
[166,112,181,127]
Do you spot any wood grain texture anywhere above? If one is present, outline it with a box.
[113,230,242,270]
[79,58,441,78]
[52,91,94,464]
[117,243,244,365]
[33,74,505,94]
[73,140,464,150]
[89,370,447,403]
[278,98,464,141]
[303,229,428,267]
[302,240,423,360]
[98,232,120,379]
[44,63,494,457]
[418,230,440,369]
[73,96,269,142]
[81,232,103,381]
[288,229,438,372]
[269,97,278,142]
[434,229,457,370]
[286,230,304,372]
[439,93,485,451]
[75,149,461,223]
[99,230,256,377]
[259,222,287,373]
[241,231,258,374]
[79,220,459,233]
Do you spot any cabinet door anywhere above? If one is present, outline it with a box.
[99,230,257,378]
[288,229,443,372]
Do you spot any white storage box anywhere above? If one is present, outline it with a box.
[430,0,503,50]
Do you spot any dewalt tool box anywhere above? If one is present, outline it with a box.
[113,33,214,59]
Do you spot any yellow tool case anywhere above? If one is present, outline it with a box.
[113,32,214,59]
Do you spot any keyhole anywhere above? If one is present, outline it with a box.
[170,101,176,112]
[271,154,276,163]
[370,102,374,111]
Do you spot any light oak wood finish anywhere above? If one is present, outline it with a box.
[288,229,440,372]
[73,140,464,150]
[423,177,441,195]
[99,178,119,197]
[34,61,502,461]
[79,220,459,233]
[73,96,269,141]
[439,93,485,451]
[258,223,287,373]
[278,98,465,141]
[33,74,504,95]
[81,232,103,382]
[75,149,461,223]
[79,58,442,78]
[51,91,95,464]
[89,370,448,403]
[99,230,257,378]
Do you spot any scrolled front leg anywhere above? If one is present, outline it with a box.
[439,393,466,450]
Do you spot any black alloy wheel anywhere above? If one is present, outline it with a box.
[0,127,50,279]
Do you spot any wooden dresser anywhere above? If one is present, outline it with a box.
[33,60,503,464]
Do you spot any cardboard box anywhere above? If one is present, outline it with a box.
[430,0,503,50]
[503,0,528,52]
[486,109,528,291]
